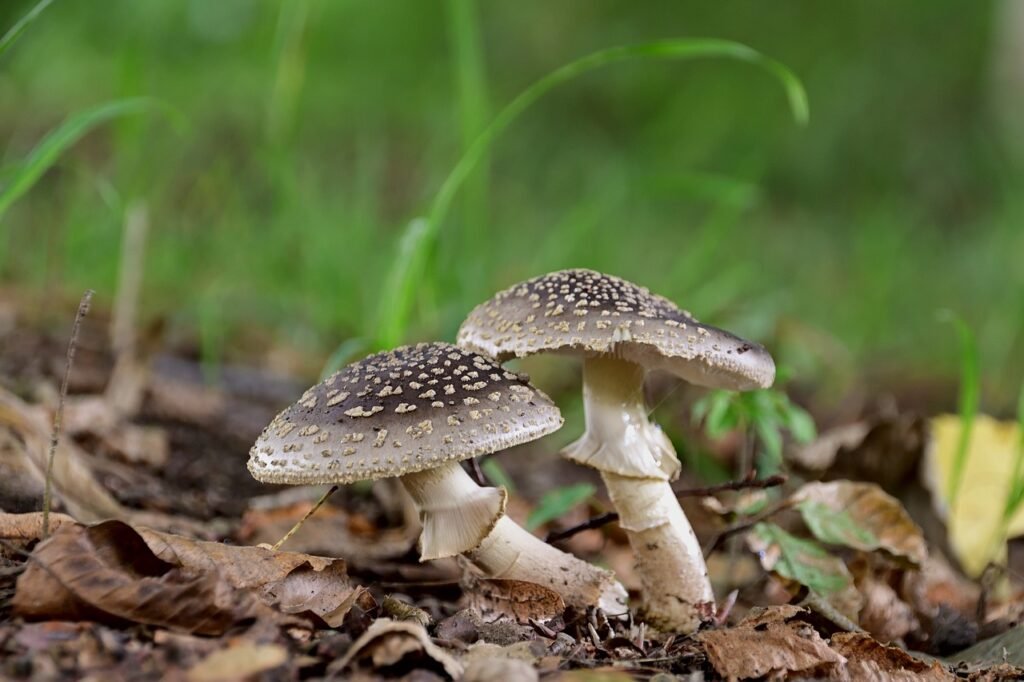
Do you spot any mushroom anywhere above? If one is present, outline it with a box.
[247,341,627,613]
[457,269,775,632]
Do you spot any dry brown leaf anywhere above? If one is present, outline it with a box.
[238,499,417,563]
[794,480,928,566]
[463,656,539,682]
[0,510,77,540]
[856,574,920,643]
[828,632,952,681]
[13,521,288,635]
[697,605,845,680]
[332,618,463,679]
[464,578,566,623]
[186,641,289,682]
[0,388,125,521]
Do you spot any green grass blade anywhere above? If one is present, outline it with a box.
[939,310,981,508]
[526,483,597,530]
[0,0,56,59]
[445,0,490,256]
[373,38,808,349]
[0,98,160,224]
[1004,380,1024,520]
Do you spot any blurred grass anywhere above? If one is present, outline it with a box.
[0,0,1022,410]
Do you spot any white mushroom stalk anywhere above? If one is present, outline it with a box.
[564,356,715,632]
[401,460,627,614]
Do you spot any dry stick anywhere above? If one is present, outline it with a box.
[42,290,94,538]
[701,497,796,557]
[467,455,489,487]
[545,473,787,543]
[272,485,338,551]
[106,201,148,416]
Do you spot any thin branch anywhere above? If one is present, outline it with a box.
[702,498,795,557]
[546,473,787,543]
[273,485,338,551]
[42,289,93,538]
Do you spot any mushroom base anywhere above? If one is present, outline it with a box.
[400,461,506,560]
[466,516,628,615]
[603,471,715,632]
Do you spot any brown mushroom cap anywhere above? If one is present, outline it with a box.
[247,342,563,485]
[457,269,775,390]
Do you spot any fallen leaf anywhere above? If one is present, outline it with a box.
[464,578,565,623]
[794,481,928,566]
[925,414,1024,576]
[13,521,286,635]
[331,618,463,679]
[0,388,125,520]
[946,626,1024,671]
[856,574,920,644]
[829,632,952,681]
[186,641,288,682]
[698,605,845,679]
[463,655,538,682]
[748,522,855,595]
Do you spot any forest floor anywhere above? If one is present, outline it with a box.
[0,305,1022,681]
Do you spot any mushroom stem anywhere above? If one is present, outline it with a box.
[400,461,506,560]
[569,355,715,632]
[466,516,628,614]
[401,461,628,613]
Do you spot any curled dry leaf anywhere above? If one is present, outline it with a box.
[331,618,463,680]
[697,605,845,680]
[463,578,566,623]
[793,480,928,566]
[829,632,952,681]
[13,521,288,635]
[11,516,364,633]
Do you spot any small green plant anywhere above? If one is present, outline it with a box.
[997,380,1024,544]
[692,383,816,475]
[526,483,597,531]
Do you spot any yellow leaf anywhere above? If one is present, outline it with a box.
[926,414,1023,576]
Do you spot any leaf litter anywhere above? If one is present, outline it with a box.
[2,323,1024,679]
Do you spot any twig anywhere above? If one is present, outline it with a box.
[42,289,93,538]
[546,512,618,543]
[272,485,338,551]
[467,455,488,487]
[702,498,796,557]
[546,473,787,543]
[106,201,149,416]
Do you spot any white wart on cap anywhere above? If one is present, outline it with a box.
[457,269,775,390]
[247,342,563,485]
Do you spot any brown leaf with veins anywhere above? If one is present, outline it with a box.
[13,521,284,635]
[11,517,364,633]
[464,578,565,623]
[828,632,952,681]
[794,480,928,566]
[698,606,845,680]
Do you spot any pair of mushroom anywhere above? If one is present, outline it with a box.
[248,269,775,632]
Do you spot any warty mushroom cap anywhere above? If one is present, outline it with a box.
[247,342,563,485]
[457,269,775,390]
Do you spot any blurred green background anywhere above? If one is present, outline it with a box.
[2,0,1022,410]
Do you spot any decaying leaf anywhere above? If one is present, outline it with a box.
[794,480,928,566]
[186,641,289,682]
[331,618,463,679]
[13,521,285,635]
[698,605,845,679]
[855,574,920,644]
[0,388,125,520]
[926,414,1024,576]
[463,578,566,623]
[11,516,363,633]
[748,522,855,595]
[946,626,1024,671]
[463,655,539,682]
[829,632,952,681]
